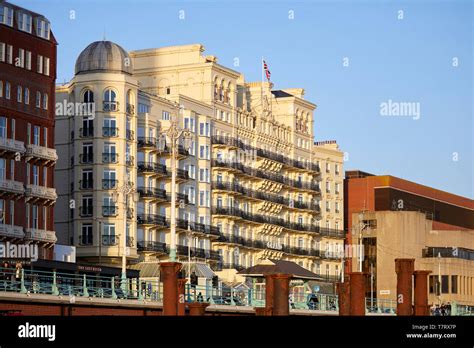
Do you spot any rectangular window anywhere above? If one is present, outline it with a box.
[0,43,4,62]
[451,275,457,294]
[199,191,205,206]
[0,81,3,98]
[32,165,39,185]
[162,111,170,120]
[441,275,449,294]
[17,86,22,103]
[10,119,14,139]
[326,162,331,173]
[6,45,12,64]
[335,183,340,194]
[199,145,204,159]
[0,6,14,26]
[0,117,6,138]
[81,224,93,245]
[36,91,41,107]
[32,205,38,229]
[33,126,40,145]
[18,48,24,68]
[188,164,195,179]
[18,12,32,33]
[9,200,14,225]
[43,93,48,109]
[326,181,331,193]
[199,122,205,136]
[10,159,14,179]
[24,88,29,104]
[0,158,6,180]
[43,206,47,230]
[25,51,31,70]
[44,57,50,76]
[5,82,10,99]
[36,18,50,40]
[335,202,340,213]
[37,55,43,74]
[42,167,47,186]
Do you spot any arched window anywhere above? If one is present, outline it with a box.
[83,89,94,103]
[103,88,117,111]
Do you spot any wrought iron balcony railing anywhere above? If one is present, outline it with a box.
[102,127,119,137]
[102,152,118,163]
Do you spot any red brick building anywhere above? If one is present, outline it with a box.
[0,1,57,259]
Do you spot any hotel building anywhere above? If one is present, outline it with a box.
[55,41,344,282]
[0,1,57,259]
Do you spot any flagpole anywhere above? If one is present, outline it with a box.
[261,56,264,109]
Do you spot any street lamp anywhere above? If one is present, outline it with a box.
[111,174,139,293]
[157,104,192,262]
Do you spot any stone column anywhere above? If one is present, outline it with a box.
[414,270,431,316]
[395,258,415,316]
[160,262,182,316]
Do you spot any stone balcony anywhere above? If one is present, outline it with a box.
[26,144,58,165]
[25,228,57,243]
[25,184,57,203]
[0,224,25,239]
[0,179,25,197]
[0,137,26,155]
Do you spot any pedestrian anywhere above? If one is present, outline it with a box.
[289,293,295,309]
[197,292,203,302]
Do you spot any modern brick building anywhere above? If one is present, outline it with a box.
[0,1,57,259]
[345,170,474,306]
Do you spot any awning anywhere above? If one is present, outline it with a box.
[237,259,324,281]
[129,262,160,278]
[187,263,215,279]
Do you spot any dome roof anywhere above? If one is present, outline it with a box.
[75,41,132,75]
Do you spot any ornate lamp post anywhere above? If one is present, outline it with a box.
[158,104,192,262]
[112,173,139,293]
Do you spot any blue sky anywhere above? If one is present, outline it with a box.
[14,0,473,198]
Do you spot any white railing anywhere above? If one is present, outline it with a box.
[0,137,26,153]
[26,144,58,162]
[25,184,57,201]
[25,228,57,243]
[0,179,25,194]
[0,224,25,239]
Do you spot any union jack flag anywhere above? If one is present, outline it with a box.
[263,60,271,81]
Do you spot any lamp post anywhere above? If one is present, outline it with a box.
[158,104,191,262]
[112,174,138,293]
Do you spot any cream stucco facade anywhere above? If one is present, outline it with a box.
[55,41,344,282]
[351,210,474,306]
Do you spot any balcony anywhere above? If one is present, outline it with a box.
[176,245,221,261]
[166,192,189,205]
[137,186,167,201]
[102,179,118,190]
[176,168,189,181]
[137,241,167,253]
[79,153,93,164]
[137,214,168,227]
[79,127,94,138]
[189,222,221,236]
[102,152,118,163]
[79,206,93,217]
[79,234,93,246]
[102,234,118,246]
[80,179,93,190]
[24,228,57,243]
[137,137,157,149]
[26,144,58,164]
[0,224,25,239]
[102,205,118,217]
[0,137,26,155]
[319,228,345,239]
[102,127,119,137]
[103,101,119,112]
[25,184,57,202]
[137,162,168,176]
[0,179,25,196]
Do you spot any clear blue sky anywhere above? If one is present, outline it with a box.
[14,0,473,198]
